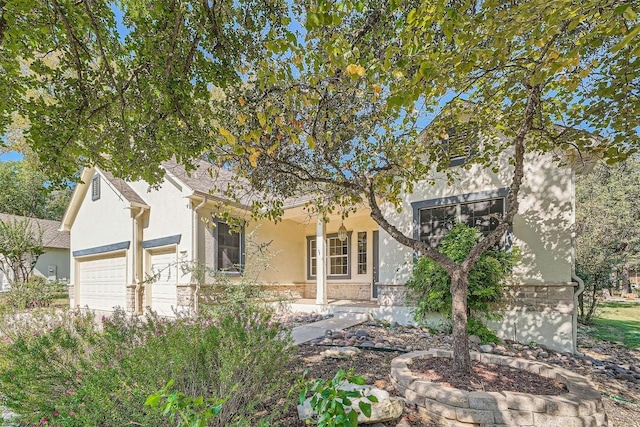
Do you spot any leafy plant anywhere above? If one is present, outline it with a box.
[467,318,500,344]
[406,223,518,334]
[0,304,294,426]
[301,369,378,427]
[0,217,44,287]
[145,379,225,427]
[3,276,67,312]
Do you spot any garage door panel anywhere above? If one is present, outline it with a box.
[149,251,177,317]
[78,255,127,312]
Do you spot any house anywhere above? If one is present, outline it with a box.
[60,147,589,353]
[0,213,70,290]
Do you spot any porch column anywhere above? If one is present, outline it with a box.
[316,217,327,305]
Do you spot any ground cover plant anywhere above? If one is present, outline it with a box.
[0,303,295,426]
[591,302,640,349]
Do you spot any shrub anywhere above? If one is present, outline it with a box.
[406,223,518,336]
[0,304,295,426]
[3,276,67,311]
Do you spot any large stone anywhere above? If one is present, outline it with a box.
[298,383,404,424]
[320,346,361,359]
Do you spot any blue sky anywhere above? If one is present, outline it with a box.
[0,151,23,161]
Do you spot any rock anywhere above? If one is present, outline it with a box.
[468,335,482,345]
[360,341,375,348]
[331,330,345,339]
[298,383,403,424]
[539,351,549,358]
[480,344,493,353]
[355,330,370,338]
[616,373,637,382]
[320,346,361,359]
[395,419,412,427]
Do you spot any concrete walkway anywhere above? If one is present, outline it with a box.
[291,314,367,345]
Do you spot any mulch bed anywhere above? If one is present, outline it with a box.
[265,345,569,426]
[410,357,568,395]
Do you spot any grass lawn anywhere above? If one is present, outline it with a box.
[592,301,640,348]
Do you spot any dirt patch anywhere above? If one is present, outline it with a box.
[410,357,568,395]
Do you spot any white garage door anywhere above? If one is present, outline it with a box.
[149,250,178,317]
[78,253,127,311]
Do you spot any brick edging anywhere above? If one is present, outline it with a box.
[390,349,608,427]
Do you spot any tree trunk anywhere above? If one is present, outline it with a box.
[451,268,471,373]
[622,265,631,294]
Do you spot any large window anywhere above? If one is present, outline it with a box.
[307,233,351,279]
[357,232,367,274]
[215,220,244,274]
[415,193,506,248]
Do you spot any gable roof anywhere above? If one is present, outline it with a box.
[60,167,150,232]
[99,169,147,205]
[161,158,314,209]
[0,213,70,249]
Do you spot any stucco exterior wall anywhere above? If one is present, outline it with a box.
[33,248,70,282]
[375,150,577,352]
[378,150,573,287]
[128,178,193,255]
[69,172,134,286]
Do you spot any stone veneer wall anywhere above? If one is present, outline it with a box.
[503,283,575,314]
[304,283,372,300]
[390,349,607,427]
[125,284,136,313]
[177,284,195,309]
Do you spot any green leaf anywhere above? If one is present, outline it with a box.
[144,393,161,407]
[348,409,358,426]
[388,95,404,106]
[350,375,366,385]
[306,12,321,30]
[359,400,372,417]
[612,24,640,53]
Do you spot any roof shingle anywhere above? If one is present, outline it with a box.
[0,213,70,249]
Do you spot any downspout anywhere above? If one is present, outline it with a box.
[572,270,585,357]
[192,197,207,313]
[569,168,584,356]
[133,207,146,315]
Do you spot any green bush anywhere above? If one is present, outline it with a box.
[0,304,295,426]
[406,223,518,335]
[3,276,67,311]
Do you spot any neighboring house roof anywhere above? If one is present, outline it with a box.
[0,213,70,249]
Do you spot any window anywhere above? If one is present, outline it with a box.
[215,220,244,274]
[415,193,506,248]
[307,233,351,279]
[91,175,101,201]
[357,232,367,274]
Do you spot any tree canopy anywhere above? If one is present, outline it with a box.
[0,0,291,182]
[575,156,640,321]
[0,160,72,220]
[2,0,639,372]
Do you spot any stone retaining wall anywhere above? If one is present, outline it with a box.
[390,349,607,427]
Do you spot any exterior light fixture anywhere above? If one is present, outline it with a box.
[337,222,348,242]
